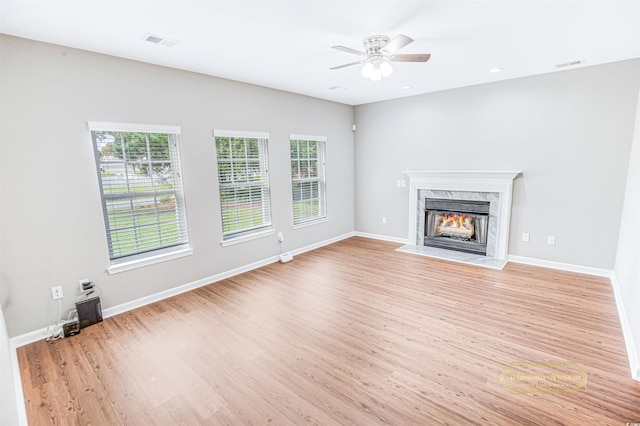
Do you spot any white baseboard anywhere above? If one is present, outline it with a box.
[102,254,281,319]
[9,327,49,348]
[510,255,639,382]
[291,232,355,256]
[353,231,408,244]
[9,341,27,426]
[507,255,612,277]
[610,273,640,382]
[104,232,357,319]
[10,231,356,348]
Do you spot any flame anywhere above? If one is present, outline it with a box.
[441,213,473,228]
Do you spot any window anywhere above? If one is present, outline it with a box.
[290,135,327,225]
[214,130,272,243]
[89,122,190,268]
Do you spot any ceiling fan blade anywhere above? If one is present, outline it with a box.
[382,34,413,53]
[330,61,362,70]
[332,45,364,56]
[391,53,431,63]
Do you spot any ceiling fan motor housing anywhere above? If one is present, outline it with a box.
[364,35,391,58]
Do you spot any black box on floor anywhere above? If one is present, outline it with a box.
[76,297,103,329]
[63,320,80,337]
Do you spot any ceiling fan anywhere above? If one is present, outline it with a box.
[330,34,431,81]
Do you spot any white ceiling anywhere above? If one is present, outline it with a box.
[2,1,640,106]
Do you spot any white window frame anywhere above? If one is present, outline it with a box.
[88,121,192,273]
[290,134,327,227]
[213,130,273,246]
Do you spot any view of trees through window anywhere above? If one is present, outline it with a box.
[215,135,272,238]
[291,137,326,224]
[92,129,188,260]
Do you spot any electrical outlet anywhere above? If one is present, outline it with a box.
[277,232,284,243]
[51,286,64,300]
[547,236,556,245]
[522,232,530,242]
[382,216,387,224]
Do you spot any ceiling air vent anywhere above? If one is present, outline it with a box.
[143,33,179,48]
[556,59,584,69]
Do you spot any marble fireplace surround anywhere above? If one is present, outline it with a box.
[401,171,521,267]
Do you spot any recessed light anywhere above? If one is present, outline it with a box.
[489,68,502,73]
[401,85,412,90]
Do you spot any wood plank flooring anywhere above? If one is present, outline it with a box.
[18,237,640,425]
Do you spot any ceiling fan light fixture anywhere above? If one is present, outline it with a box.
[380,60,393,78]
[361,62,374,79]
[361,59,393,81]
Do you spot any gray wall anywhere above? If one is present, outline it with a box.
[0,34,18,426]
[0,35,354,337]
[614,78,640,378]
[354,60,640,269]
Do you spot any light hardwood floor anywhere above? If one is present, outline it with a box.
[18,237,640,425]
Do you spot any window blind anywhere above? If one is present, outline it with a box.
[290,135,327,225]
[214,131,272,240]
[90,123,189,261]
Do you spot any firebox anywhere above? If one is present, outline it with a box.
[424,198,490,255]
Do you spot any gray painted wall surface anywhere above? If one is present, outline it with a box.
[0,34,16,426]
[614,78,640,377]
[0,35,354,337]
[354,60,640,269]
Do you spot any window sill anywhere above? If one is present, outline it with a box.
[293,217,328,230]
[220,228,274,247]
[107,247,194,274]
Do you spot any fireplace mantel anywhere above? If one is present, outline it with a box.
[403,171,521,261]
[403,171,521,189]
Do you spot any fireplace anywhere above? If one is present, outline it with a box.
[400,171,521,267]
[424,198,490,255]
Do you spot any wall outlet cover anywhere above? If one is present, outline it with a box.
[51,286,63,300]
